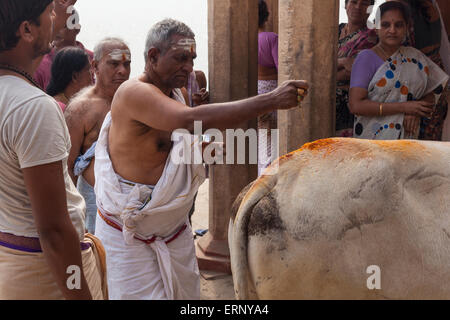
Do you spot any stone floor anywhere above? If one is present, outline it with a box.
[191,178,236,300]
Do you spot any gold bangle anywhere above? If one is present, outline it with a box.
[379,103,383,116]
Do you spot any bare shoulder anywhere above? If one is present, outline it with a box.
[64,87,104,133]
[115,78,162,101]
[112,78,167,113]
[64,87,94,119]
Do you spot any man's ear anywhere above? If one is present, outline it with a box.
[92,60,100,75]
[17,21,36,44]
[147,48,160,65]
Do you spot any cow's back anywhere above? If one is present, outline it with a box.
[229,138,450,299]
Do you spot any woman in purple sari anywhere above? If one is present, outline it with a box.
[336,0,378,137]
[349,1,448,140]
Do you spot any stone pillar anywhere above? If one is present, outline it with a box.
[278,0,338,154]
[196,0,258,274]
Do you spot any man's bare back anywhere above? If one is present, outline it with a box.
[65,86,112,186]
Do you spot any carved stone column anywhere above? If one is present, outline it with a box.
[278,0,338,154]
[196,0,258,274]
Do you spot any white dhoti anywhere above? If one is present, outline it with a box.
[94,89,206,300]
[96,215,199,300]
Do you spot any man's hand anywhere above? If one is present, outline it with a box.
[269,80,309,110]
[192,88,210,106]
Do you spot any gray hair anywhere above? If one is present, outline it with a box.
[93,37,129,62]
[144,18,195,62]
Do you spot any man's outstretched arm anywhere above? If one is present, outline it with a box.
[119,79,308,133]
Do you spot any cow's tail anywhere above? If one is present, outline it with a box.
[229,174,277,300]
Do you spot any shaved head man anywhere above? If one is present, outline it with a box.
[65,37,131,234]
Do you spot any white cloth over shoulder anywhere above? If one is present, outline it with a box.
[94,88,206,299]
[95,93,205,240]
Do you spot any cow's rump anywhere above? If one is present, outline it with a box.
[229,138,450,299]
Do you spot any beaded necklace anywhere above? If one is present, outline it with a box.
[0,63,40,89]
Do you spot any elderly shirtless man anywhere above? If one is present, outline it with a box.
[94,19,309,300]
[65,37,131,234]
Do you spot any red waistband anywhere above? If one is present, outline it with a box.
[97,210,187,245]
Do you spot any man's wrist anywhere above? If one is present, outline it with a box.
[258,92,277,114]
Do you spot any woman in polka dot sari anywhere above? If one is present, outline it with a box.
[349,1,448,140]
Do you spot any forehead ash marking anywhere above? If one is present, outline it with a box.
[107,49,131,62]
[171,38,196,54]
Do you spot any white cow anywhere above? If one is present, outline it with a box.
[229,138,450,299]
